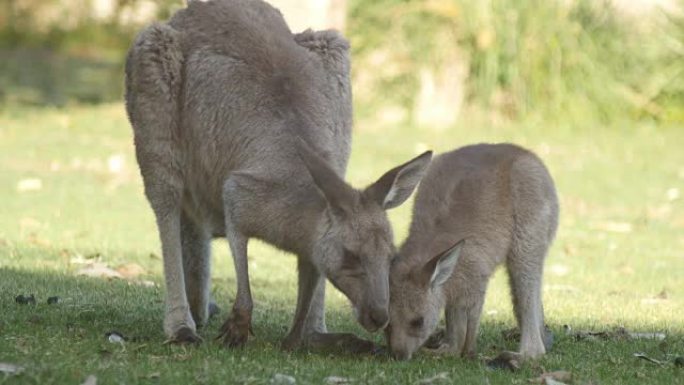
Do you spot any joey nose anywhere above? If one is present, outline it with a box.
[369,308,389,330]
[391,348,412,361]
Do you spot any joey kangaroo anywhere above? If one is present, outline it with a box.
[385,143,558,360]
[125,0,432,350]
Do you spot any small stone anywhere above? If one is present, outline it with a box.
[271,373,296,385]
[15,294,36,305]
[105,331,126,343]
[674,356,684,367]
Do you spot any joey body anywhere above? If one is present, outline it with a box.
[386,143,558,360]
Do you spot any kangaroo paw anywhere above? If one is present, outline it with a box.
[217,308,252,348]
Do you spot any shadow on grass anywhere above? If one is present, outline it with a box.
[1,267,683,384]
[0,266,374,351]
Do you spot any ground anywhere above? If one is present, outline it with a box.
[1,104,683,384]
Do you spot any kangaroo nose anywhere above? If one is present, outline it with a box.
[369,308,389,330]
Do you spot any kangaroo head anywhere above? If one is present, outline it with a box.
[297,139,432,332]
[385,240,464,360]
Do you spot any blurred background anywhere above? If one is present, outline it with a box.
[1,0,682,124]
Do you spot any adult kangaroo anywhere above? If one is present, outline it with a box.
[125,0,432,350]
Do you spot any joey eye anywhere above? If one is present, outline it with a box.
[410,317,424,329]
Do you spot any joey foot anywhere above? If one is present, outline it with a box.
[217,308,253,348]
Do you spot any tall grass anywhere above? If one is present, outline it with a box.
[348,0,683,123]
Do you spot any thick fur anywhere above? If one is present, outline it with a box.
[125,0,431,348]
[386,143,559,360]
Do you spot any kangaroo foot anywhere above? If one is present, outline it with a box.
[217,308,252,348]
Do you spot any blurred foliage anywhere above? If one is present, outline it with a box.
[0,0,181,106]
[348,0,684,123]
[0,0,682,124]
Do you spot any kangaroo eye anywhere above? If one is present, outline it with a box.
[410,317,424,329]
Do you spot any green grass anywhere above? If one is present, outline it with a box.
[1,104,683,384]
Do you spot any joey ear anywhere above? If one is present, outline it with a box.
[294,137,357,214]
[364,151,432,210]
[423,239,465,289]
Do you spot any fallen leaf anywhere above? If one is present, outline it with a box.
[666,187,679,201]
[271,373,296,384]
[417,372,449,385]
[17,178,42,192]
[77,263,123,279]
[107,154,125,174]
[0,362,24,375]
[487,352,521,371]
[543,378,567,385]
[594,221,632,233]
[81,374,97,385]
[629,332,666,340]
[116,263,146,279]
[571,326,633,341]
[529,371,572,384]
[549,264,569,276]
[634,352,664,365]
[325,376,353,384]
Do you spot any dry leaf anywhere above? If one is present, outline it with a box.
[271,373,296,384]
[594,221,632,233]
[116,263,146,279]
[77,263,122,279]
[17,178,42,192]
[325,376,353,384]
[634,352,664,365]
[543,378,567,385]
[529,371,572,384]
[0,362,24,375]
[417,372,449,385]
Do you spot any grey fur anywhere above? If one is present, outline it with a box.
[386,143,559,360]
[125,0,432,348]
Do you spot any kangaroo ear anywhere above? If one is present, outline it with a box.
[295,137,356,215]
[423,239,465,289]
[364,151,433,210]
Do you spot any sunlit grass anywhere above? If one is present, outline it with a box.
[1,104,683,384]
